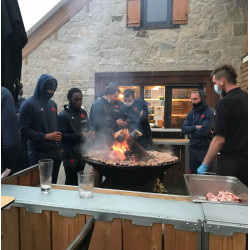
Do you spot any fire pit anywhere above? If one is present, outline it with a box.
[84,156,178,187]
[84,129,178,189]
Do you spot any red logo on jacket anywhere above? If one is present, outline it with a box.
[133,107,137,112]
[51,107,56,111]
[81,113,85,118]
[201,114,204,119]
[69,158,75,164]
[115,105,118,109]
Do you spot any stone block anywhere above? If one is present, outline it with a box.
[234,23,247,36]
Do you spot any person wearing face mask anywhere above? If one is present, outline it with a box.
[59,88,94,185]
[123,89,152,150]
[89,86,127,147]
[182,89,215,174]
[19,74,63,184]
[197,65,248,186]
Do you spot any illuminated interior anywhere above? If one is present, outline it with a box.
[117,85,194,128]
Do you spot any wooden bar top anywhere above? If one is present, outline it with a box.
[153,138,189,144]
[1,196,15,209]
[52,185,192,202]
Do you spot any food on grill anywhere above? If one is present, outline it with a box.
[84,149,178,166]
[206,190,240,202]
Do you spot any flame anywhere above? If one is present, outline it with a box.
[110,129,130,162]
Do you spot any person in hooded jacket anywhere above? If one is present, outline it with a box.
[89,86,127,147]
[181,89,215,174]
[123,89,152,150]
[19,74,62,184]
[59,88,94,186]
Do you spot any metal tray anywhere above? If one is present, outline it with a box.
[184,174,248,205]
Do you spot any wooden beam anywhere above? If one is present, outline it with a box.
[22,0,91,58]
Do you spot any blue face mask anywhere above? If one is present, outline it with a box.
[214,85,222,95]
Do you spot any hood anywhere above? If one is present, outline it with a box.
[64,104,82,113]
[33,74,58,101]
[193,89,208,111]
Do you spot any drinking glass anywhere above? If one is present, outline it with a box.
[38,159,53,193]
[77,171,94,198]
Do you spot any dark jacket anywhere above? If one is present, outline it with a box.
[182,90,214,148]
[89,97,124,134]
[16,95,26,113]
[1,87,19,173]
[123,99,152,147]
[19,74,61,152]
[59,105,89,158]
[2,0,28,104]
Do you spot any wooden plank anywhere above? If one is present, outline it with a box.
[153,138,190,144]
[31,168,40,186]
[1,196,15,208]
[1,207,19,250]
[20,207,52,250]
[1,176,19,185]
[52,212,86,250]
[23,0,91,58]
[164,224,198,250]
[95,189,191,202]
[127,0,141,27]
[89,218,122,250]
[52,184,192,202]
[173,0,188,24]
[123,219,162,250]
[209,233,246,250]
[19,172,32,186]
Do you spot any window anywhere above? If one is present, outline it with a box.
[143,0,173,28]
[127,0,188,28]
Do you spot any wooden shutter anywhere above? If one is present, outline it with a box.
[172,0,188,24]
[127,0,141,27]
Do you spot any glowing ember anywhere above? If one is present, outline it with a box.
[110,129,131,162]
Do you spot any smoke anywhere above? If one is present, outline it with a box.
[80,130,113,156]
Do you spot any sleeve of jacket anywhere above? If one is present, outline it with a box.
[193,108,214,137]
[181,111,196,134]
[92,103,116,131]
[19,101,46,141]
[138,100,149,123]
[1,88,19,172]
[58,113,81,143]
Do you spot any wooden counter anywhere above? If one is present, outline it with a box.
[1,165,247,250]
[1,183,247,250]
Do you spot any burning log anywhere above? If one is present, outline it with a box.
[113,129,151,161]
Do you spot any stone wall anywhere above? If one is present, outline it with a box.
[21,0,247,113]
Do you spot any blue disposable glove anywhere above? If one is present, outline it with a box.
[197,162,209,175]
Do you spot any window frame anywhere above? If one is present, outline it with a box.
[142,0,174,28]
[127,0,188,28]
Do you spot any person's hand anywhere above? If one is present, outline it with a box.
[116,119,128,127]
[86,131,95,140]
[197,162,209,174]
[45,132,62,141]
[196,125,202,129]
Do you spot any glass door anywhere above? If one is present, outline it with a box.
[171,88,193,128]
[144,86,165,128]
